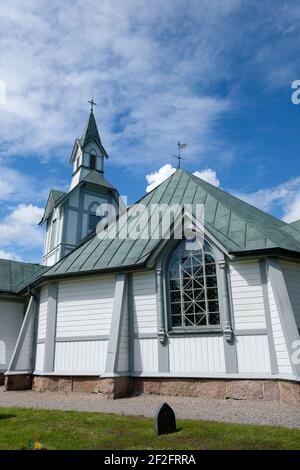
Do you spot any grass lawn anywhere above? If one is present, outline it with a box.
[0,407,299,450]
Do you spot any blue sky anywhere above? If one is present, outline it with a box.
[1,0,300,263]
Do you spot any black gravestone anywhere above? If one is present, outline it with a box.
[155,402,176,435]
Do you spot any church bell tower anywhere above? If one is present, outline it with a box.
[39,102,120,267]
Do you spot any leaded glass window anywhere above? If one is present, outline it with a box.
[168,240,220,328]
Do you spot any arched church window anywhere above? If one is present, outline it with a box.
[168,240,220,328]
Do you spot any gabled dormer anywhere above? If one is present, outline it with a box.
[69,110,109,190]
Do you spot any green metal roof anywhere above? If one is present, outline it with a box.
[82,170,118,192]
[80,111,102,148]
[289,219,300,232]
[39,189,66,225]
[43,170,300,279]
[0,259,48,294]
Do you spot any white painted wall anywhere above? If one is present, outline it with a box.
[235,335,271,373]
[134,338,158,373]
[56,275,115,338]
[37,285,48,340]
[169,336,225,373]
[229,260,266,330]
[0,300,24,370]
[267,272,293,374]
[281,260,300,330]
[133,271,157,335]
[35,343,45,372]
[54,340,108,373]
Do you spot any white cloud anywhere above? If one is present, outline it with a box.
[235,177,300,223]
[0,204,44,250]
[146,165,221,192]
[193,168,220,187]
[0,249,21,261]
[0,0,240,168]
[146,164,176,192]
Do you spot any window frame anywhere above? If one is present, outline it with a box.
[164,238,225,335]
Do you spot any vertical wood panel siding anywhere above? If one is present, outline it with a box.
[169,336,225,373]
[134,338,158,372]
[117,293,129,372]
[35,343,45,372]
[54,340,108,373]
[0,301,23,370]
[267,275,293,374]
[37,286,48,340]
[56,275,115,338]
[133,272,157,334]
[14,307,35,371]
[281,260,300,330]
[236,335,271,373]
[229,261,266,330]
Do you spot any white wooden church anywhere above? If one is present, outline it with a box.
[0,109,300,404]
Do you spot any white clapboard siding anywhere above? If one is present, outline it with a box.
[0,301,24,370]
[281,260,300,330]
[236,335,271,373]
[133,271,157,334]
[169,336,225,373]
[267,276,293,374]
[35,343,45,372]
[54,340,108,373]
[230,261,266,330]
[56,275,115,338]
[117,294,129,372]
[134,338,158,372]
[37,285,48,340]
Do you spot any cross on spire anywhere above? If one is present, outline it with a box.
[88,99,97,113]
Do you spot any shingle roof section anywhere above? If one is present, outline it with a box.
[43,170,300,278]
[0,259,48,294]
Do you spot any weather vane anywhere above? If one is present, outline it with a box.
[88,99,97,112]
[174,141,187,169]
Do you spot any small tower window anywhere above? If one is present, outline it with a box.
[90,153,96,170]
[88,214,101,233]
[50,219,57,251]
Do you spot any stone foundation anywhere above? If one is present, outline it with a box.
[5,374,32,391]
[132,378,300,407]
[32,375,130,399]
[3,374,300,406]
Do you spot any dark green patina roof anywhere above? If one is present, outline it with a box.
[289,219,300,232]
[43,170,300,279]
[80,111,102,148]
[0,259,48,294]
[82,170,118,192]
[39,189,66,225]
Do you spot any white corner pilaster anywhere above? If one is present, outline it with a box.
[105,273,127,373]
[43,282,58,373]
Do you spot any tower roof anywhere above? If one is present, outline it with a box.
[80,110,102,148]
[70,110,108,163]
